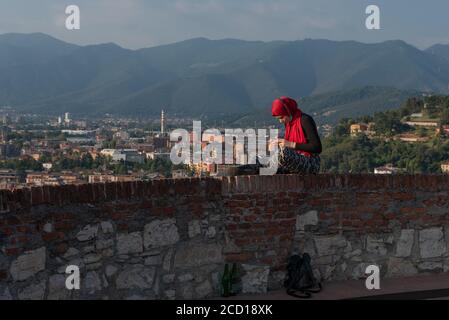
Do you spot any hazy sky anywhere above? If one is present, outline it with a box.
[1,0,448,50]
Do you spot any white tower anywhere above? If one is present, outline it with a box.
[161,110,165,135]
[64,112,71,124]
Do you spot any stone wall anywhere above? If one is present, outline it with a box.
[1,174,449,299]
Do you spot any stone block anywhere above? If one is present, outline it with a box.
[387,257,418,277]
[10,247,46,281]
[195,280,213,298]
[174,243,223,268]
[314,235,347,256]
[48,274,71,300]
[115,264,156,290]
[144,219,180,249]
[419,228,446,259]
[100,221,114,234]
[83,271,102,295]
[117,232,143,255]
[18,281,46,300]
[296,210,318,231]
[241,264,270,294]
[366,236,387,256]
[395,230,414,258]
[188,220,201,238]
[76,225,98,242]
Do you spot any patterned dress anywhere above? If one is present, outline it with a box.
[273,146,321,175]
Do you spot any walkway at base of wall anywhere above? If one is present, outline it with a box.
[214,273,449,300]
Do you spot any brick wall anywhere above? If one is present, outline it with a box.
[1,174,449,299]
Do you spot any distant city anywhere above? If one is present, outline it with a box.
[0,107,278,190]
[0,108,193,190]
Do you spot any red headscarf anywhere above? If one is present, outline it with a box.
[272,96,311,157]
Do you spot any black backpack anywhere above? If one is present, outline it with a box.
[284,253,322,299]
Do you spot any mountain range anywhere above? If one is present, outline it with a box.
[1,33,449,120]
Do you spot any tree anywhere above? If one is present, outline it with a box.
[114,163,128,175]
[416,127,427,137]
[441,108,449,125]
[81,153,94,169]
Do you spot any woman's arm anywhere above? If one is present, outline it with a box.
[294,114,322,154]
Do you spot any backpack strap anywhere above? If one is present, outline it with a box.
[302,253,322,294]
[303,282,322,294]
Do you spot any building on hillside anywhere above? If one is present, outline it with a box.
[394,133,430,143]
[320,124,334,137]
[436,125,449,135]
[441,162,449,174]
[403,119,439,127]
[350,123,368,135]
[350,123,375,137]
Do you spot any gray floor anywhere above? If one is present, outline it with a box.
[214,273,449,300]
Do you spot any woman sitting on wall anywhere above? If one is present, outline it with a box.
[237,96,322,175]
[270,96,322,175]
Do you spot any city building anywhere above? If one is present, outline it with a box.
[146,152,171,161]
[26,172,83,186]
[147,135,171,152]
[100,149,145,164]
[0,126,11,143]
[64,112,71,125]
[43,163,53,171]
[0,143,21,159]
[161,109,165,135]
[88,174,136,183]
[113,131,130,141]
[0,170,21,189]
[2,115,11,125]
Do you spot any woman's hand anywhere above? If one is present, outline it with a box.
[278,139,296,149]
[268,138,278,152]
